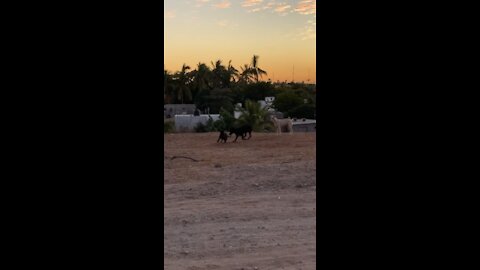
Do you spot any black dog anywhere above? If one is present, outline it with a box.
[229,125,252,142]
[217,130,229,143]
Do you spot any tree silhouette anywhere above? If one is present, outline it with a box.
[239,64,253,84]
[226,60,239,87]
[174,64,192,104]
[164,68,175,104]
[250,55,267,82]
[191,62,212,100]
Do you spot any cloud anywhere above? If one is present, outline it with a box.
[299,19,316,40]
[263,1,276,9]
[242,0,314,16]
[242,0,263,7]
[301,28,315,40]
[248,7,262,12]
[213,0,231,9]
[195,0,211,7]
[274,4,291,15]
[164,11,176,19]
[294,0,316,15]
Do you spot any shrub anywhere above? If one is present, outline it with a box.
[214,108,236,131]
[272,91,304,113]
[194,117,217,133]
[164,120,175,133]
[194,122,208,133]
[238,99,272,132]
[288,104,315,119]
[242,82,275,102]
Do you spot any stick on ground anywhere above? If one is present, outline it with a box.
[170,156,200,162]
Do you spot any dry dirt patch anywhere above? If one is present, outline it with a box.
[164,132,316,270]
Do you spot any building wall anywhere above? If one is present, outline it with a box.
[292,123,316,132]
[174,114,220,132]
[292,120,316,132]
[164,104,196,118]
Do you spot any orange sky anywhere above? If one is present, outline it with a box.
[164,0,316,83]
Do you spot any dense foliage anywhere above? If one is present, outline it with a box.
[237,100,273,132]
[164,120,175,133]
[164,55,316,118]
[287,104,316,119]
[194,117,216,133]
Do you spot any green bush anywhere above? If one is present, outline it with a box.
[164,120,175,133]
[238,99,272,132]
[214,108,236,131]
[194,117,217,133]
[242,82,275,102]
[194,122,208,133]
[194,88,234,114]
[213,119,226,131]
[288,104,315,119]
[273,91,304,113]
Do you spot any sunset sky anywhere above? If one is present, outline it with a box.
[164,0,316,83]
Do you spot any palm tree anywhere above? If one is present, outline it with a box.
[191,62,212,92]
[227,60,239,86]
[250,55,267,82]
[211,60,228,88]
[239,64,253,84]
[164,68,175,104]
[191,62,213,109]
[238,99,272,132]
[174,64,192,104]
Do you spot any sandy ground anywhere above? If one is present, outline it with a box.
[164,132,316,270]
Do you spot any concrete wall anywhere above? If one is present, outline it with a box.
[174,114,220,132]
[292,119,316,132]
[164,104,196,118]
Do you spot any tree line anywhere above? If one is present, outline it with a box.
[164,55,316,119]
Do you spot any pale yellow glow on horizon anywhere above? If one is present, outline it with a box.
[164,0,316,83]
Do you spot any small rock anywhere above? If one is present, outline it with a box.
[214,164,222,168]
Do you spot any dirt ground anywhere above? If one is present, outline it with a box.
[164,132,316,270]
